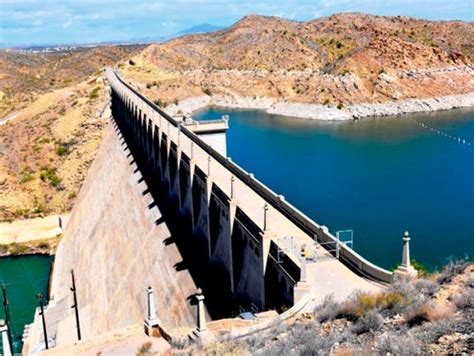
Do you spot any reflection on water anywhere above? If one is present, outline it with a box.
[194,107,474,270]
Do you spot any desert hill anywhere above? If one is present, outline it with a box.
[0,45,144,221]
[0,45,144,118]
[124,13,473,107]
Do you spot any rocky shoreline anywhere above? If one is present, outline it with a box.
[168,92,474,121]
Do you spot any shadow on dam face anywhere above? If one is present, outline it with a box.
[112,116,269,320]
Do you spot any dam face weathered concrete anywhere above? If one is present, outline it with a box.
[23,119,203,353]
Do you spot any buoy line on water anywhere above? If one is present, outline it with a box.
[408,117,473,149]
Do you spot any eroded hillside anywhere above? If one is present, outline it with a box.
[122,13,473,107]
[0,45,143,118]
[0,45,144,221]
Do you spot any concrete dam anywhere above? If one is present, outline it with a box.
[23,68,407,352]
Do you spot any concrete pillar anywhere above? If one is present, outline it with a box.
[294,252,310,304]
[395,231,417,278]
[300,252,307,283]
[191,289,214,344]
[144,287,160,336]
[195,289,207,332]
[0,319,12,356]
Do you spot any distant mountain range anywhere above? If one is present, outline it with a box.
[0,23,225,50]
[177,23,224,36]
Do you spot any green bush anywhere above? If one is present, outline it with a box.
[8,243,29,255]
[153,99,167,108]
[19,167,34,183]
[40,166,61,187]
[411,259,429,276]
[54,139,76,156]
[33,204,45,214]
[37,241,50,250]
[0,244,8,254]
[89,86,100,100]
[202,87,212,96]
[13,208,29,218]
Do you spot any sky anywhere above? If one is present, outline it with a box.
[0,0,473,46]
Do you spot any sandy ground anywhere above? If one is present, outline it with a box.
[0,214,69,244]
[41,324,170,355]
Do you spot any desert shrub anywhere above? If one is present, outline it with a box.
[146,83,152,89]
[89,86,100,100]
[405,303,445,327]
[452,291,474,310]
[19,167,34,183]
[14,208,29,218]
[196,340,247,354]
[33,204,45,214]
[337,292,380,320]
[466,278,474,288]
[323,98,330,105]
[153,99,167,108]
[55,144,68,156]
[248,322,340,355]
[315,294,340,322]
[336,290,408,321]
[352,310,383,335]
[54,139,76,156]
[376,332,421,355]
[0,244,8,254]
[40,166,61,187]
[414,278,440,297]
[37,241,50,250]
[411,259,430,276]
[337,103,343,110]
[170,336,191,350]
[414,319,455,344]
[37,137,50,144]
[129,59,136,65]
[137,341,152,354]
[388,276,429,313]
[202,87,212,96]
[437,259,469,284]
[8,243,29,255]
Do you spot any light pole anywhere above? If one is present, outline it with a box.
[37,293,48,350]
[70,270,81,341]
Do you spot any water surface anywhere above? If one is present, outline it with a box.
[0,254,52,353]
[194,107,474,270]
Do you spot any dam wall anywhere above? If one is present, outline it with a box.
[23,120,202,353]
[109,68,393,286]
[23,66,394,353]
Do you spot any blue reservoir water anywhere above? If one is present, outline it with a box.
[194,107,474,270]
[0,255,52,354]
